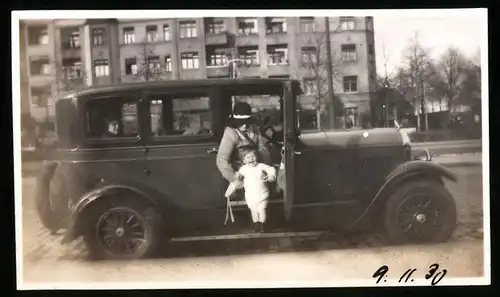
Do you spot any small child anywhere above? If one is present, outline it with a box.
[233,149,277,233]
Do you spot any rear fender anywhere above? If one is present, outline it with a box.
[351,160,457,228]
[62,183,164,244]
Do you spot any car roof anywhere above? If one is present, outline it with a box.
[56,78,302,101]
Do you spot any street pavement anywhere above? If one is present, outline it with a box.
[18,162,485,287]
[413,140,482,156]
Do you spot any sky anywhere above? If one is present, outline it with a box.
[373,13,485,76]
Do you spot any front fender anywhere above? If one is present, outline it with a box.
[350,160,457,229]
[61,183,161,244]
[384,160,457,185]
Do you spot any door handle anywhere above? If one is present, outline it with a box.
[206,148,218,154]
[294,151,302,155]
[142,147,149,153]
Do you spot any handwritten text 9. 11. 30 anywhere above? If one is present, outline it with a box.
[372,263,447,285]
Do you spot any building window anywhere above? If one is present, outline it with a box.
[85,97,139,138]
[147,56,161,73]
[123,27,135,44]
[238,46,259,66]
[146,25,159,43]
[266,17,287,34]
[28,26,49,46]
[179,20,197,39]
[163,24,171,41]
[299,17,315,33]
[206,47,227,67]
[368,44,375,62]
[340,17,355,31]
[30,86,52,107]
[267,44,288,66]
[148,94,212,137]
[181,52,199,69]
[205,18,225,34]
[341,44,357,61]
[343,75,358,93]
[94,59,110,77]
[165,56,172,72]
[301,46,317,64]
[62,58,83,80]
[125,58,137,75]
[303,78,317,95]
[92,28,106,46]
[61,28,80,49]
[29,57,51,76]
[237,18,258,35]
[366,17,374,31]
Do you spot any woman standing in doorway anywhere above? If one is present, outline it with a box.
[216,102,272,192]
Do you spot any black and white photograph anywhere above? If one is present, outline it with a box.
[12,9,489,289]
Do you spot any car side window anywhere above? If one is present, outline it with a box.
[85,96,139,139]
[149,94,213,137]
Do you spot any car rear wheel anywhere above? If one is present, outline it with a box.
[384,179,457,244]
[82,197,161,260]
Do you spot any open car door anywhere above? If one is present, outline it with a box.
[282,81,297,221]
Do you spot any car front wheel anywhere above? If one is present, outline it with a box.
[82,197,160,260]
[384,179,457,244]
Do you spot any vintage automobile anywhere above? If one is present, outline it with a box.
[35,78,457,260]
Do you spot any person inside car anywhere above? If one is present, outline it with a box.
[216,102,272,192]
[102,119,121,138]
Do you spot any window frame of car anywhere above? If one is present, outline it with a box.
[78,90,145,148]
[142,85,220,145]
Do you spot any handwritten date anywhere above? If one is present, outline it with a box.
[373,263,447,285]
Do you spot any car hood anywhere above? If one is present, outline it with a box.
[298,128,404,149]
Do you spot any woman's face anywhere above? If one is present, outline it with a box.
[237,123,248,132]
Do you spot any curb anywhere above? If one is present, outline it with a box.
[438,162,482,168]
[432,152,482,158]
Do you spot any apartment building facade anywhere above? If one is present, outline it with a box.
[19,16,376,128]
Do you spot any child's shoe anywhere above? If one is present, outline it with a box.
[259,222,266,233]
[253,222,260,233]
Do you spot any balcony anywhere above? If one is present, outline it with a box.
[205,32,228,46]
[264,33,288,45]
[236,65,261,77]
[267,64,290,77]
[235,34,259,47]
[61,47,82,59]
[206,66,230,78]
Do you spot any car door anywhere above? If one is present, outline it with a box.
[141,87,225,211]
[282,81,297,221]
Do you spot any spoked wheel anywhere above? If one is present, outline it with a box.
[83,199,160,260]
[384,179,457,244]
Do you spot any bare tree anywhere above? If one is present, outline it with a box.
[437,46,467,127]
[134,41,170,81]
[456,59,481,121]
[401,32,432,131]
[294,29,344,130]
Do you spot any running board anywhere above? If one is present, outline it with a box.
[170,231,324,242]
[228,200,284,206]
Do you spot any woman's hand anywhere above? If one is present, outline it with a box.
[262,172,270,182]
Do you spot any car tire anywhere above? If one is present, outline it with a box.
[82,196,161,260]
[383,179,457,245]
[36,162,60,231]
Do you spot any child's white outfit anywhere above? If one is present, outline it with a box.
[237,163,277,223]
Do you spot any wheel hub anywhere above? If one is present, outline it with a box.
[115,227,125,237]
[415,213,427,223]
